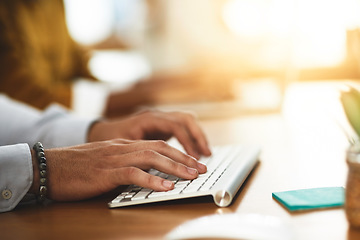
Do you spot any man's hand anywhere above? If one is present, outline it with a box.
[87,110,211,159]
[30,139,207,201]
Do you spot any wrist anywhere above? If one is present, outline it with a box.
[87,119,110,142]
[29,149,39,195]
[87,120,102,142]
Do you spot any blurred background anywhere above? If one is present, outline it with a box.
[64,0,360,118]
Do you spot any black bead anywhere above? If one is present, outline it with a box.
[39,163,46,170]
[33,142,43,151]
[37,151,45,159]
[39,186,47,195]
[40,170,47,178]
[39,156,46,164]
[40,178,47,185]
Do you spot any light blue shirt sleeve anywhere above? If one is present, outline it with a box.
[0,94,96,148]
[0,144,33,213]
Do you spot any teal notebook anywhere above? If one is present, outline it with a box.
[272,187,345,212]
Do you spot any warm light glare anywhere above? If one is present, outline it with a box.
[222,0,358,68]
[292,0,347,68]
[89,50,151,85]
[222,0,268,38]
[64,0,360,75]
[64,0,114,45]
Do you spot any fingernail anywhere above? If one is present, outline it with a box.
[187,167,198,176]
[162,180,174,189]
[197,162,207,173]
[206,148,212,156]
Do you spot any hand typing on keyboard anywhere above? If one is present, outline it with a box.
[88,110,212,159]
[31,110,210,203]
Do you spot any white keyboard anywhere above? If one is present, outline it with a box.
[108,144,260,208]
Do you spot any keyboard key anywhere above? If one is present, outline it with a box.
[182,174,209,193]
[166,185,184,195]
[182,182,201,193]
[148,191,172,198]
[167,175,179,182]
[132,188,152,201]
[157,172,169,179]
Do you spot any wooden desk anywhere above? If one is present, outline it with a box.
[1,81,360,239]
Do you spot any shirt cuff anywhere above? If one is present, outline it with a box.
[0,144,32,213]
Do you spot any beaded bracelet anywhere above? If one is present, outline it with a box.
[33,142,47,203]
